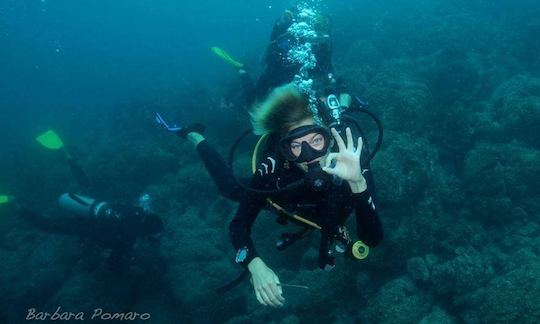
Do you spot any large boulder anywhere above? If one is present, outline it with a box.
[477,75,540,147]
[430,247,494,298]
[463,141,540,224]
[460,259,540,323]
[360,276,431,324]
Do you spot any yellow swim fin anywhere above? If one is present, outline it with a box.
[36,130,64,150]
[211,46,243,69]
[0,195,14,205]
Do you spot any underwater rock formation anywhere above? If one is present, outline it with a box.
[479,75,540,148]
[360,277,431,323]
[463,141,540,224]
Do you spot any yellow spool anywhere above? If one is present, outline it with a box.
[351,241,369,259]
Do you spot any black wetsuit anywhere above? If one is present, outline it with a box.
[17,205,145,264]
[194,140,383,269]
[15,157,163,269]
[17,201,162,268]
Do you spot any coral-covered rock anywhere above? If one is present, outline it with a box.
[479,75,540,147]
[0,234,80,322]
[361,277,431,324]
[365,65,433,133]
[335,40,382,94]
[87,139,178,203]
[430,247,494,297]
[461,259,540,323]
[423,47,480,104]
[407,257,430,283]
[463,142,540,223]
[419,306,456,324]
[373,132,441,206]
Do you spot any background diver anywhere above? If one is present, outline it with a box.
[212,7,339,107]
[156,83,383,307]
[0,130,164,270]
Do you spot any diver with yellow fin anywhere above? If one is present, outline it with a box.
[36,129,91,192]
[2,130,164,270]
[211,7,336,107]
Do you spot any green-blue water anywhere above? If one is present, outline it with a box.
[1,0,540,323]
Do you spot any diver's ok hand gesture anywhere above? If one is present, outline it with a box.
[322,127,367,193]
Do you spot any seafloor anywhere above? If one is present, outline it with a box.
[1,1,540,323]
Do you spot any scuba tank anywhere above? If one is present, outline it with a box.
[58,193,119,221]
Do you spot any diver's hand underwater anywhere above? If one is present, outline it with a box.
[248,258,285,307]
[323,127,367,192]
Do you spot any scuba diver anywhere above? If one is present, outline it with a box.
[160,2,382,307]
[156,82,384,307]
[212,6,338,106]
[0,130,164,270]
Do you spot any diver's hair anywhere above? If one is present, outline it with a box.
[250,83,312,136]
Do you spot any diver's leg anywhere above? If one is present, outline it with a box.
[193,137,245,202]
[66,158,92,194]
[17,206,77,235]
[239,70,256,106]
[155,113,246,202]
[253,70,274,102]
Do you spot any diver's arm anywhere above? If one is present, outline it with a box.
[230,194,285,307]
[229,189,266,267]
[323,127,383,246]
[352,186,383,247]
[229,157,281,266]
[352,164,383,247]
[348,179,368,193]
[229,170,285,306]
[229,170,285,307]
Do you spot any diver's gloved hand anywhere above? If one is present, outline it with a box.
[248,257,285,307]
[323,127,367,193]
[154,113,205,139]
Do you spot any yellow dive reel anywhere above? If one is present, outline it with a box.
[351,240,369,260]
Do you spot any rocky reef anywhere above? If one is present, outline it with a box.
[1,1,540,323]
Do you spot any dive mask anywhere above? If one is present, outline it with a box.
[279,125,332,163]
